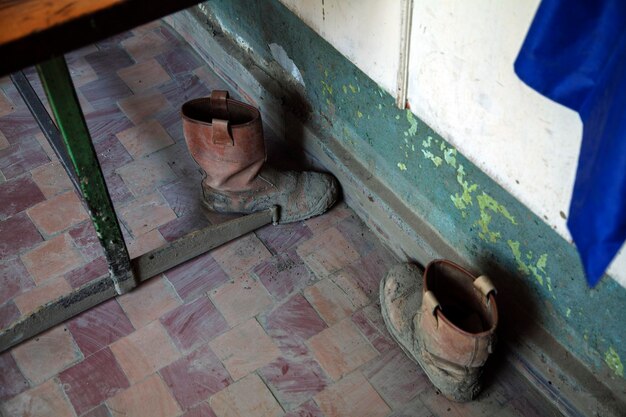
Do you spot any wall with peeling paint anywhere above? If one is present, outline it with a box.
[276,0,626,289]
[192,0,625,385]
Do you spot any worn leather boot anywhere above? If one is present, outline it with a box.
[380,260,498,402]
[182,91,338,223]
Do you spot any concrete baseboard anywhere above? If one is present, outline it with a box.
[166,9,625,417]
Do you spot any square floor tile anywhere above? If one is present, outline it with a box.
[65,256,108,288]
[255,221,313,254]
[211,234,272,279]
[30,161,73,198]
[259,294,327,355]
[181,402,218,417]
[111,321,180,384]
[67,299,135,357]
[0,175,45,220]
[69,220,105,261]
[210,272,273,327]
[14,276,72,315]
[0,379,75,417]
[307,318,378,381]
[0,301,20,328]
[0,351,30,401]
[12,325,82,385]
[210,373,283,417]
[121,31,171,62]
[0,257,34,305]
[351,304,396,353]
[27,191,89,236]
[253,250,317,301]
[283,400,325,417]
[117,91,171,125]
[164,252,229,302]
[107,373,181,417]
[117,119,174,159]
[296,227,360,278]
[330,270,370,310]
[119,192,177,236]
[81,404,114,417]
[118,59,171,93]
[68,57,98,88]
[0,136,49,180]
[118,275,181,328]
[59,347,130,415]
[342,249,397,300]
[304,279,356,326]
[127,228,167,258]
[0,212,43,258]
[156,48,203,78]
[315,371,391,417]
[0,90,14,117]
[210,318,280,381]
[20,233,83,284]
[160,296,228,353]
[116,156,178,198]
[160,343,231,410]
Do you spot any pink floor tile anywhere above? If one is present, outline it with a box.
[27,191,89,236]
[0,175,45,220]
[160,343,231,410]
[209,373,284,417]
[116,156,178,198]
[94,134,133,174]
[160,296,228,353]
[0,109,41,144]
[59,347,130,415]
[351,305,396,354]
[0,136,50,180]
[117,119,174,159]
[67,299,135,356]
[68,221,105,261]
[118,275,182,328]
[117,58,171,93]
[0,257,34,305]
[0,212,43,258]
[121,31,172,62]
[210,272,273,327]
[119,192,177,236]
[0,352,30,401]
[107,373,181,417]
[14,276,72,315]
[283,400,326,417]
[315,371,391,417]
[254,250,317,301]
[82,404,114,417]
[181,402,218,417]
[304,278,356,326]
[0,301,20,328]
[20,233,83,284]
[211,233,272,279]
[156,48,203,77]
[255,221,313,254]
[117,90,172,125]
[296,227,360,278]
[0,379,75,417]
[164,252,229,302]
[0,90,13,117]
[127,229,167,258]
[65,256,108,288]
[30,161,73,199]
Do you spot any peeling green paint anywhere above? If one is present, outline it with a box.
[605,347,624,377]
[421,149,443,167]
[406,110,418,136]
[357,110,363,118]
[348,84,358,93]
[443,148,457,167]
[475,192,517,243]
[566,308,571,318]
[450,165,477,214]
[397,162,407,171]
[422,136,433,148]
[342,85,348,94]
[507,240,551,288]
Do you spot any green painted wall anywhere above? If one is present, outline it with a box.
[198,0,625,381]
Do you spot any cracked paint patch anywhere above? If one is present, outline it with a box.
[476,192,517,243]
[397,162,407,171]
[605,347,624,377]
[421,150,443,167]
[508,240,551,291]
[450,165,477,216]
[406,110,418,136]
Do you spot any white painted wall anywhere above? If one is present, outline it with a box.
[278,0,626,286]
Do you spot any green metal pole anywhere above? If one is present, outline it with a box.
[36,56,136,295]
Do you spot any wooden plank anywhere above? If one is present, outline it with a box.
[0,0,201,76]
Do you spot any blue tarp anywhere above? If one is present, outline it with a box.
[514,0,626,286]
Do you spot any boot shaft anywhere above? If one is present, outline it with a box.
[182,91,266,191]
[418,260,498,368]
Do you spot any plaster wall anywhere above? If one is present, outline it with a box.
[278,0,626,286]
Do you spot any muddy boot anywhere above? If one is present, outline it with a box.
[182,90,338,223]
[380,260,498,402]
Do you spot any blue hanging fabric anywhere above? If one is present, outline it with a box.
[514,0,626,286]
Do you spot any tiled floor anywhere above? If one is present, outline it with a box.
[0,19,560,417]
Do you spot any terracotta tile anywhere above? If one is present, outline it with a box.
[82,404,114,417]
[30,161,74,198]
[20,233,83,284]
[0,109,41,143]
[68,57,98,88]
[254,250,317,301]
[127,229,167,258]
[85,48,134,76]
[86,107,134,143]
[80,74,133,110]
[283,400,326,417]
[210,318,280,381]
[159,212,211,242]
[160,343,231,410]
[0,89,14,117]
[0,379,75,417]
[0,175,45,220]
[65,256,108,288]
[336,214,381,257]
[164,252,229,302]
[117,90,171,125]
[12,325,82,385]
[296,227,360,278]
[259,294,327,355]
[67,299,135,356]
[104,172,135,205]
[107,373,181,417]
[111,321,180,384]
[0,351,30,401]
[118,275,181,328]
[307,318,378,381]
[118,59,171,93]
[315,371,391,417]
[0,213,43,258]
[330,270,370,309]
[14,276,72,315]
[116,155,178,197]
[34,132,58,161]
[156,48,203,77]
[0,300,20,328]
[59,347,129,415]
[117,119,174,159]
[28,191,89,236]
[342,249,397,300]
[181,402,218,417]
[69,221,105,261]
[119,192,177,236]
[260,353,330,411]
[160,296,228,353]
[0,257,35,304]
[305,202,351,234]
[159,179,204,218]
[211,234,272,279]
[304,279,356,325]
[0,135,50,179]
[210,373,283,417]
[121,31,171,62]
[193,66,230,91]
[362,348,429,407]
[351,305,396,353]
[159,72,211,110]
[211,272,273,327]
[255,221,313,254]
[94,135,133,174]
